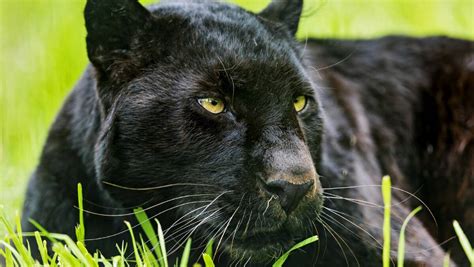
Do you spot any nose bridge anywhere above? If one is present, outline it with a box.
[262,127,316,184]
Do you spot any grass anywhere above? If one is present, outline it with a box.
[397,206,422,267]
[453,220,474,264]
[1,176,473,266]
[382,176,391,267]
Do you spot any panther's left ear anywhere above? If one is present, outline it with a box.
[85,0,154,83]
[258,0,303,36]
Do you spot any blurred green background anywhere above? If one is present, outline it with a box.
[0,0,473,227]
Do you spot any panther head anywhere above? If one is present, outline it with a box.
[86,0,323,262]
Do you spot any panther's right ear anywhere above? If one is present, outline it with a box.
[85,0,153,83]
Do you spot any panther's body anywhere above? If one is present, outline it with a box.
[20,0,473,266]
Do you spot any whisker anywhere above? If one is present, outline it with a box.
[317,214,359,267]
[82,196,155,210]
[102,181,219,191]
[165,208,221,242]
[163,209,222,258]
[323,193,381,208]
[78,193,216,217]
[163,205,210,236]
[165,196,229,254]
[323,185,423,209]
[164,191,232,248]
[242,210,253,238]
[404,236,457,255]
[167,206,225,256]
[212,217,233,261]
[309,218,323,266]
[229,208,246,251]
[215,194,244,256]
[85,199,213,241]
[310,50,355,72]
[168,192,232,236]
[322,208,383,249]
[166,203,231,244]
[262,195,276,216]
[243,255,252,267]
[323,184,437,228]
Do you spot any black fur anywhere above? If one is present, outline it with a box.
[19,0,473,266]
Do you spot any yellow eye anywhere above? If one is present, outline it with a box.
[198,97,225,114]
[293,95,307,112]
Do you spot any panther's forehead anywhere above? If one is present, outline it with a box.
[148,1,259,29]
[146,1,299,62]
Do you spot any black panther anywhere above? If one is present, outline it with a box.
[19,0,473,266]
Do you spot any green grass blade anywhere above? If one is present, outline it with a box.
[382,175,392,267]
[205,239,214,257]
[14,212,23,248]
[443,252,450,267]
[180,238,192,267]
[453,220,474,264]
[397,206,422,267]
[125,221,143,267]
[75,183,85,244]
[155,218,169,267]
[34,231,50,265]
[203,253,215,267]
[52,242,82,266]
[272,235,318,267]
[77,240,98,267]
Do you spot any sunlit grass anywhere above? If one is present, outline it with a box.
[397,206,422,267]
[453,220,474,265]
[382,175,391,267]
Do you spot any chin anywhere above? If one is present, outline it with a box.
[221,198,322,264]
[224,223,304,263]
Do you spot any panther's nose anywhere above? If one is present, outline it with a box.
[262,177,314,214]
